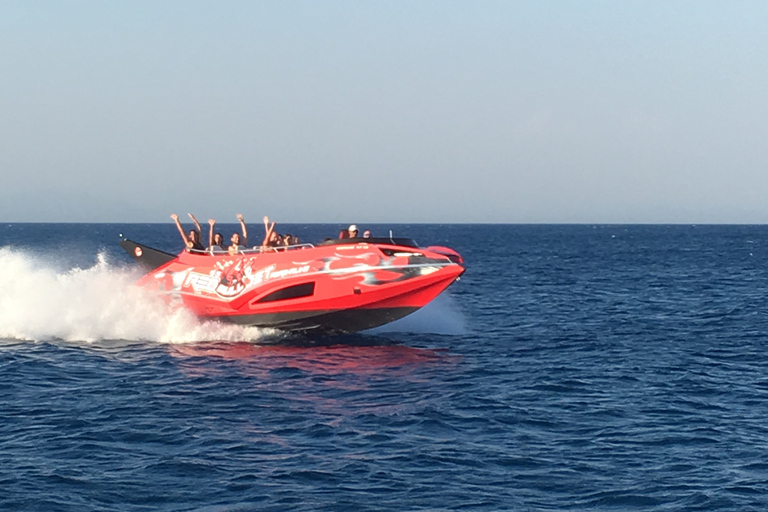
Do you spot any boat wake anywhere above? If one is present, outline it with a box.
[0,248,274,344]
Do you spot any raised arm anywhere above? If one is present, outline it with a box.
[262,216,276,247]
[170,213,190,246]
[208,218,216,249]
[188,213,202,235]
[237,213,248,247]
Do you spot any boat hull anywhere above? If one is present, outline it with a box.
[214,306,419,333]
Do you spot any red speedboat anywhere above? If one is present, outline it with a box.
[120,236,464,334]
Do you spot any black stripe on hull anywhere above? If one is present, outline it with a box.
[207,307,420,334]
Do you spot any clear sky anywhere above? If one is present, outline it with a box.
[1,1,767,223]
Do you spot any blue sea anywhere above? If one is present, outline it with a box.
[3,223,768,511]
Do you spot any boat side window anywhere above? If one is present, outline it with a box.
[256,283,315,303]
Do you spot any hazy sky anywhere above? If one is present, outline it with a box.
[2,1,767,223]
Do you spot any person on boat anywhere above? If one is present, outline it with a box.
[263,231,282,251]
[260,216,280,251]
[171,213,205,252]
[190,213,223,253]
[228,233,245,255]
[228,213,248,255]
[208,219,225,253]
[340,224,359,239]
[283,234,294,246]
[187,213,203,235]
[363,230,371,238]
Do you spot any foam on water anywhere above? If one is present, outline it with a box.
[368,293,468,335]
[0,247,273,344]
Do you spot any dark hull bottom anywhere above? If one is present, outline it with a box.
[206,307,420,334]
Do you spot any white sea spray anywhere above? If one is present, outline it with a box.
[0,247,272,343]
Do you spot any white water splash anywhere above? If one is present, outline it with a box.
[369,293,469,335]
[0,247,273,344]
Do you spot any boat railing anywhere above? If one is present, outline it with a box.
[188,243,316,256]
[259,243,316,253]
[187,237,421,256]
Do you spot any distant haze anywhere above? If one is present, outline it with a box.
[1,1,767,223]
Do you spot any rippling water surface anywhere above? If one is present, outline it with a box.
[3,224,768,511]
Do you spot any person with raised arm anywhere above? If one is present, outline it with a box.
[261,215,279,251]
[208,218,225,253]
[171,213,205,252]
[228,213,248,255]
[187,213,203,237]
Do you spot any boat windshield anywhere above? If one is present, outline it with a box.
[317,237,419,248]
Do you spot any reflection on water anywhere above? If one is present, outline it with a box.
[167,338,463,420]
[169,339,460,377]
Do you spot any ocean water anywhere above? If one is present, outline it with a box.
[2,223,768,511]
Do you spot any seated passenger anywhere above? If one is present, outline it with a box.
[263,231,282,251]
[171,213,205,252]
[346,224,359,239]
[261,216,280,251]
[211,233,226,252]
[228,213,248,255]
[283,234,294,246]
[228,233,245,255]
[208,219,225,253]
[363,230,371,238]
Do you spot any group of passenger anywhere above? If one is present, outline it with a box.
[171,213,301,255]
[172,214,372,255]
